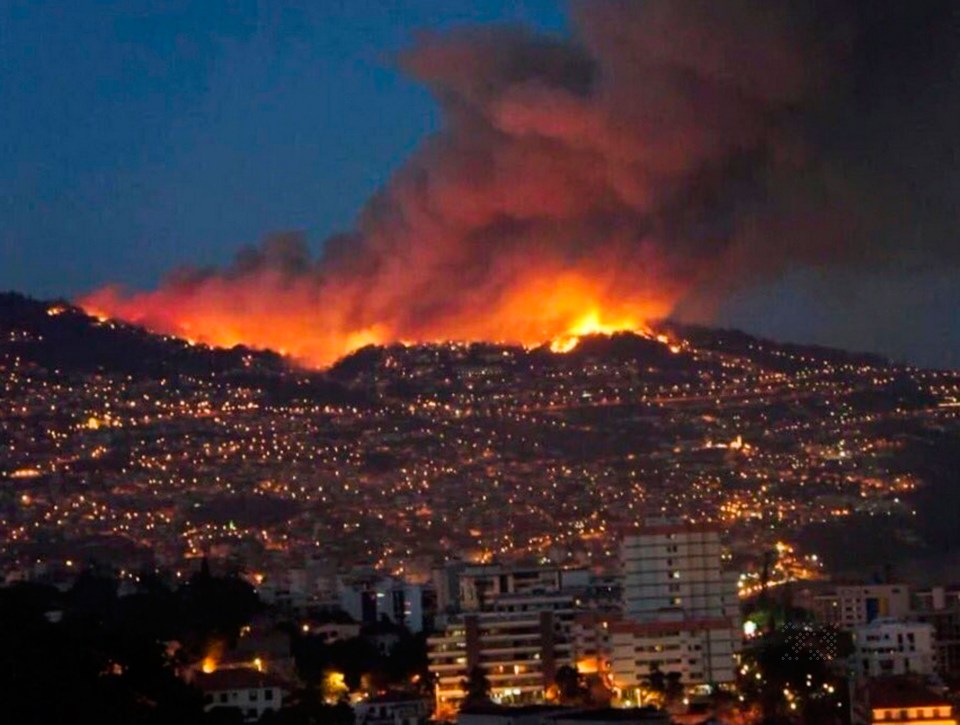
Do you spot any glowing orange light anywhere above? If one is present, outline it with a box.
[80,270,676,368]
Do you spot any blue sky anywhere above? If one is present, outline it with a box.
[0,0,566,296]
[2,1,959,367]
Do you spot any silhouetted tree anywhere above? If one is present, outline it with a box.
[462,666,492,707]
[555,664,589,705]
[665,671,684,704]
[645,662,666,695]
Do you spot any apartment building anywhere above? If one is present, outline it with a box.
[612,520,741,690]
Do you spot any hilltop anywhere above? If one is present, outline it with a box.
[1,291,959,581]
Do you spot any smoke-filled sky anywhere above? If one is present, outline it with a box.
[3,1,960,367]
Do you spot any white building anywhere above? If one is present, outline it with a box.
[812,584,911,630]
[851,619,937,678]
[608,619,739,689]
[621,521,738,623]
[196,669,285,722]
[610,520,741,690]
[457,705,670,725]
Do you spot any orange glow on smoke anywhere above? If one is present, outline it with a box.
[73,0,826,371]
[80,270,675,368]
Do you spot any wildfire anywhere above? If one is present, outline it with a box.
[549,309,650,353]
[72,0,840,375]
[80,271,676,368]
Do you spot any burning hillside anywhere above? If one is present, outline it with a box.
[79,1,960,367]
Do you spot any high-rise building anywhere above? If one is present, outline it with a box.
[621,521,738,623]
[610,519,741,691]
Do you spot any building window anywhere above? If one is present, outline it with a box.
[265,689,274,701]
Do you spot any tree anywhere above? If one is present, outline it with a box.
[739,628,849,723]
[555,664,588,705]
[462,666,492,707]
[645,662,666,695]
[664,671,684,705]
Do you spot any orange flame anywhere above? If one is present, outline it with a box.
[73,0,829,369]
[80,270,675,368]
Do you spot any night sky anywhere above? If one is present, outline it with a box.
[3,1,959,367]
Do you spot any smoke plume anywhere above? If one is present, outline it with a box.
[81,0,960,366]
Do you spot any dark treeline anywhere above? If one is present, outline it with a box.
[0,563,432,724]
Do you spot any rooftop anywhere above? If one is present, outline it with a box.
[194,668,287,693]
[869,678,951,710]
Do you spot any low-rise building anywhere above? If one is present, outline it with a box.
[812,584,911,630]
[354,693,431,725]
[457,704,670,725]
[851,619,936,678]
[850,677,957,725]
[195,668,286,722]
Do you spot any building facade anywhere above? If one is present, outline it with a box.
[612,520,740,690]
[812,584,911,630]
[428,608,574,710]
[851,619,937,678]
[195,669,285,722]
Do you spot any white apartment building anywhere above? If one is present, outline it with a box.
[610,520,741,689]
[851,618,936,678]
[608,618,739,689]
[622,521,738,623]
[813,584,911,630]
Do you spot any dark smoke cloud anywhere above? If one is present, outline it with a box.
[82,0,960,366]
